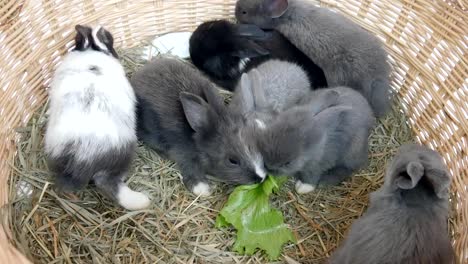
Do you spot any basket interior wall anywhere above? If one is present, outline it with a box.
[0,0,466,263]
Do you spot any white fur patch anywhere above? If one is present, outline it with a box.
[44,50,136,161]
[84,37,89,49]
[295,180,316,194]
[254,119,267,130]
[254,159,267,181]
[92,25,108,51]
[192,182,211,197]
[117,185,151,210]
[238,130,266,181]
[238,58,251,72]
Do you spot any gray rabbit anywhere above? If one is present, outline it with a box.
[231,59,311,128]
[132,57,266,196]
[329,143,455,264]
[256,87,375,193]
[235,0,392,118]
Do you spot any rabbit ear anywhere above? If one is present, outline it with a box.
[91,26,119,58]
[74,25,92,50]
[232,40,269,58]
[236,24,269,40]
[180,92,213,132]
[249,69,267,108]
[302,106,349,147]
[426,168,451,199]
[201,85,225,110]
[395,161,424,190]
[264,0,289,18]
[230,73,256,114]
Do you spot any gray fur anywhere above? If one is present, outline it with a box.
[132,57,266,194]
[231,60,311,126]
[257,87,375,187]
[235,0,392,117]
[329,143,455,264]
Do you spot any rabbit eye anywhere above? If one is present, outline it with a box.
[283,161,291,167]
[228,157,240,166]
[242,11,247,15]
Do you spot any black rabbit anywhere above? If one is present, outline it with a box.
[189,19,327,91]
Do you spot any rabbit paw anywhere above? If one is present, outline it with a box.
[117,185,151,210]
[295,180,316,194]
[192,182,211,197]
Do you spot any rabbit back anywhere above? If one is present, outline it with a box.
[308,87,374,169]
[45,50,136,161]
[330,204,454,264]
[251,59,311,112]
[330,143,454,264]
[132,57,216,154]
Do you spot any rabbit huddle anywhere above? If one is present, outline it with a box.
[45,0,394,205]
[44,0,453,261]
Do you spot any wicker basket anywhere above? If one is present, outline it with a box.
[0,0,466,262]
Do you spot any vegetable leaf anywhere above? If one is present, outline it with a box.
[216,176,295,260]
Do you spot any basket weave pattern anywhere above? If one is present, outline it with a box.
[0,0,466,262]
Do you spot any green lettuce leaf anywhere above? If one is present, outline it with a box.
[216,176,295,260]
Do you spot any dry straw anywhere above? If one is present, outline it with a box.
[0,0,466,263]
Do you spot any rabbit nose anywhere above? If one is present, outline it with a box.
[253,177,264,183]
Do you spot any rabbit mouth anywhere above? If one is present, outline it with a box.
[266,168,281,176]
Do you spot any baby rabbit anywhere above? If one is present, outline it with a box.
[256,87,375,194]
[231,59,311,127]
[235,0,392,118]
[45,25,150,210]
[329,144,455,264]
[132,57,266,196]
[189,19,327,91]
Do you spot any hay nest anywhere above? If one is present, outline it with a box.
[7,43,441,264]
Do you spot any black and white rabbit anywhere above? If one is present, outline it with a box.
[45,25,150,210]
[132,57,266,196]
[189,19,327,91]
[329,143,455,264]
[230,59,312,128]
[256,87,375,194]
[235,0,392,118]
